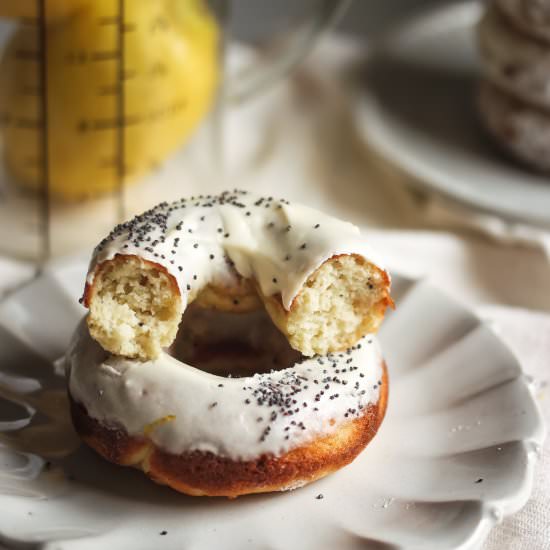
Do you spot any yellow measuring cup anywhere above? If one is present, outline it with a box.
[0,0,219,200]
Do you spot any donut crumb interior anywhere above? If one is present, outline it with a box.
[86,254,390,361]
[87,256,182,360]
[266,255,390,357]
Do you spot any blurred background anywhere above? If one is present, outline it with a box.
[231,0,442,40]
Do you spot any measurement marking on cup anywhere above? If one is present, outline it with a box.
[99,156,129,170]
[150,63,168,77]
[91,50,120,62]
[122,70,136,81]
[99,156,119,168]
[0,115,45,130]
[19,17,39,26]
[19,85,43,97]
[98,156,133,174]
[98,84,120,96]
[16,117,44,129]
[76,116,139,132]
[64,51,88,64]
[14,49,40,61]
[98,16,120,26]
[76,101,186,133]
[64,50,120,64]
[97,15,135,31]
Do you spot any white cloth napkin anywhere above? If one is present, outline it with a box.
[0,36,548,549]
[479,306,550,550]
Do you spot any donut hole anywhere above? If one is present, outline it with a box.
[170,306,302,378]
[87,255,182,360]
[265,255,390,357]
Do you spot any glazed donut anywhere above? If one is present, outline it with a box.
[478,4,550,110]
[65,308,388,498]
[496,0,550,43]
[82,190,392,360]
[478,80,550,172]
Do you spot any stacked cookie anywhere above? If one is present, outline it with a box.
[477,0,550,172]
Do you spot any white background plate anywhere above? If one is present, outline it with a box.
[354,1,550,228]
[0,257,545,550]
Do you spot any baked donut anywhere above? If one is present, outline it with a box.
[478,4,550,110]
[478,81,550,172]
[65,309,388,498]
[496,0,550,42]
[82,190,392,360]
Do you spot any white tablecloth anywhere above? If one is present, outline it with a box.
[1,37,548,549]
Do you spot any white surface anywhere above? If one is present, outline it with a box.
[0,256,545,550]
[354,1,550,229]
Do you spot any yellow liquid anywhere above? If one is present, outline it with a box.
[0,0,219,200]
[0,0,92,22]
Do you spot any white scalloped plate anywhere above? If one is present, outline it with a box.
[0,256,544,550]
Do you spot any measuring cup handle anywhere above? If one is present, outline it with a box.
[223,0,352,104]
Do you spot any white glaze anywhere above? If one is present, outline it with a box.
[65,320,384,461]
[86,190,387,310]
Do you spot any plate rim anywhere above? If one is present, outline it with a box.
[353,0,550,229]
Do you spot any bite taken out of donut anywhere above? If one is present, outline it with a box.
[65,306,388,498]
[82,190,393,361]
